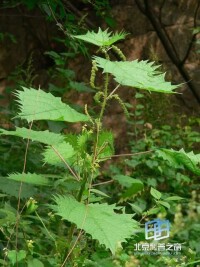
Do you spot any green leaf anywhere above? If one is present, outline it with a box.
[0,193,7,197]
[28,258,44,267]
[0,177,37,198]
[157,200,170,209]
[43,142,75,166]
[129,203,143,215]
[121,180,144,199]
[14,87,88,122]
[8,173,49,186]
[0,208,16,225]
[74,28,128,47]
[90,189,110,198]
[164,196,184,201]
[150,187,162,200]
[157,148,200,175]
[7,250,26,265]
[144,207,161,216]
[0,127,64,145]
[94,56,180,93]
[113,175,138,188]
[69,81,95,93]
[51,195,138,254]
[113,175,144,200]
[97,131,114,159]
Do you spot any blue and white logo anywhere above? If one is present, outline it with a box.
[145,219,170,241]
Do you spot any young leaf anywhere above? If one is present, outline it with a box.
[51,195,138,254]
[157,148,200,175]
[43,142,75,166]
[150,187,162,200]
[8,173,49,186]
[74,28,128,47]
[14,87,88,122]
[94,56,180,93]
[0,127,64,145]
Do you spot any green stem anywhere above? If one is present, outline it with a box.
[99,51,110,121]
[63,49,111,263]
[35,211,55,242]
[99,72,109,121]
[77,173,88,202]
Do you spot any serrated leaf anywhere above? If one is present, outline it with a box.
[43,142,75,166]
[94,56,180,93]
[8,173,49,186]
[0,127,64,145]
[0,177,37,198]
[150,187,162,200]
[74,28,128,47]
[14,87,88,122]
[51,195,138,254]
[157,148,200,175]
[0,209,16,225]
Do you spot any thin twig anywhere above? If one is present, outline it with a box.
[135,0,200,104]
[47,0,71,38]
[51,146,80,181]
[35,211,55,241]
[14,120,33,267]
[101,150,153,160]
[181,0,200,64]
[107,84,120,98]
[4,88,40,266]
[92,180,114,187]
[3,201,29,264]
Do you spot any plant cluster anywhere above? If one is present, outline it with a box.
[0,28,200,267]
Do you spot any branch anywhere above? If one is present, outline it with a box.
[135,0,200,104]
[181,0,200,64]
[51,145,80,181]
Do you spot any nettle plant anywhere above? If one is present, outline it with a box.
[1,28,200,266]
